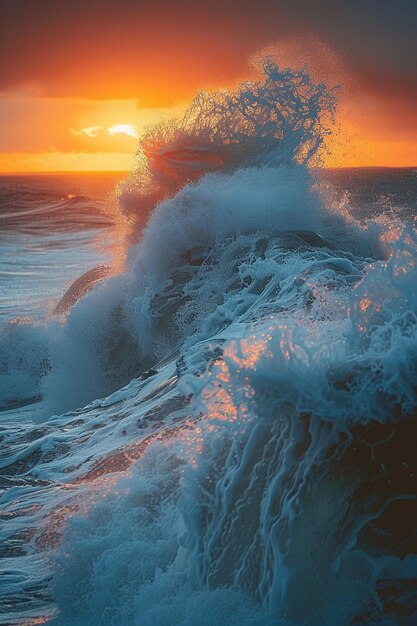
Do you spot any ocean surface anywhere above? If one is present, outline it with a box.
[1,64,417,626]
[0,173,125,323]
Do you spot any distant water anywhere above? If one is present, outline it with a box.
[0,173,125,323]
[319,167,417,221]
[1,63,417,626]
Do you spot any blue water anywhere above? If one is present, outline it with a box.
[1,63,416,626]
[0,173,125,323]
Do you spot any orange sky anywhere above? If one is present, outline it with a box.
[0,0,416,172]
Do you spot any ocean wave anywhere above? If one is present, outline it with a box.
[1,61,416,625]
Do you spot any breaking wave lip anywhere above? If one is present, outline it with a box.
[1,60,417,625]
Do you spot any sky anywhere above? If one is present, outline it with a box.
[0,0,416,171]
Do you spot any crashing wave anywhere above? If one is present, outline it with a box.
[118,59,336,224]
[1,61,416,626]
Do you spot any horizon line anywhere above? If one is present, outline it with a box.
[1,165,417,176]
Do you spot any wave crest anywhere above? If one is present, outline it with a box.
[119,60,336,223]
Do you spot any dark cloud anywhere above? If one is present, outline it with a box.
[0,0,416,104]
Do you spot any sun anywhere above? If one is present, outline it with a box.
[107,124,138,138]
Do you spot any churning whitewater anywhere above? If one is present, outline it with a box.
[1,62,416,626]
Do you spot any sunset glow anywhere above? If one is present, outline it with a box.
[0,1,415,172]
[107,124,138,138]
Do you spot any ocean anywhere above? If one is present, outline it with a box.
[0,173,125,323]
[1,63,416,626]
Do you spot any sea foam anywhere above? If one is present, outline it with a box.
[1,61,416,626]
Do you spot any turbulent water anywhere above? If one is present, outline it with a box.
[1,63,417,626]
